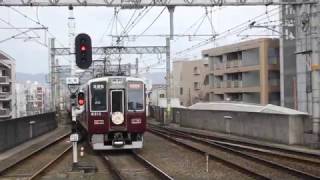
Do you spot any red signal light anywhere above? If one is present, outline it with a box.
[80,45,86,52]
[77,92,85,106]
[78,99,85,106]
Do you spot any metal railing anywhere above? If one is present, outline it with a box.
[0,109,10,116]
[214,82,222,88]
[226,60,242,68]
[0,92,10,99]
[0,76,9,83]
[225,80,242,88]
[214,63,225,70]
[269,79,280,86]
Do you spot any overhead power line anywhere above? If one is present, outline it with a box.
[175,6,280,55]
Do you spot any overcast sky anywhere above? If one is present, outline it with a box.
[0,6,279,74]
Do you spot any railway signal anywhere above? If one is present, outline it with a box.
[75,33,92,69]
[77,92,85,106]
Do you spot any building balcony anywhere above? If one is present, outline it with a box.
[214,63,225,70]
[0,108,11,118]
[225,80,243,88]
[215,83,221,88]
[232,81,243,88]
[0,76,10,84]
[0,92,11,100]
[226,60,242,68]
[269,79,280,86]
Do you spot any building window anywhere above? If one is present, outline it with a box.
[180,88,183,95]
[2,70,5,76]
[3,101,10,109]
[194,82,199,90]
[204,75,209,85]
[2,86,9,92]
[160,94,165,98]
[193,67,200,75]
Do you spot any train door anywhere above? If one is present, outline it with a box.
[110,90,125,127]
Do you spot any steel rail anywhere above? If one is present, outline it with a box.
[149,126,320,180]
[148,128,270,180]
[29,145,72,180]
[149,124,320,165]
[131,151,174,180]
[0,132,71,175]
[103,151,174,180]
[103,155,127,180]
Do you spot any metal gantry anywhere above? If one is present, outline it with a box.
[53,46,167,56]
[0,0,316,6]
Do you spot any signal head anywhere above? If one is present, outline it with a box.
[77,92,85,106]
[75,33,92,69]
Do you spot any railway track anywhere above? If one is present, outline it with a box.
[0,133,72,180]
[148,124,320,176]
[148,125,320,180]
[102,150,174,180]
[149,124,320,161]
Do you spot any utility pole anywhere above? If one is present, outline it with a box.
[48,38,55,111]
[135,57,139,77]
[165,37,171,125]
[168,6,175,40]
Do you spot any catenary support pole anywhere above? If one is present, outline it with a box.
[168,6,175,40]
[165,37,171,125]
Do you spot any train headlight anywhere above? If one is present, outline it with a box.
[112,112,124,125]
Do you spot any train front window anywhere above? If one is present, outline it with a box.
[91,82,107,111]
[128,83,144,111]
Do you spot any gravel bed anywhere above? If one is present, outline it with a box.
[106,152,161,180]
[139,132,253,180]
[176,137,300,180]
[40,142,114,180]
[1,137,71,178]
[241,151,320,177]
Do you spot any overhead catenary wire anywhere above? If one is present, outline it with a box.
[0,16,48,47]
[175,6,281,56]
[7,6,67,48]
[138,6,166,36]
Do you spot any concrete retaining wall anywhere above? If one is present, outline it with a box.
[0,112,57,152]
[180,109,309,144]
[167,108,310,145]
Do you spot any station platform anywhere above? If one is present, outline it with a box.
[148,119,320,156]
[0,125,70,173]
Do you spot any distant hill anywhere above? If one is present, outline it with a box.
[16,72,47,84]
[142,72,165,84]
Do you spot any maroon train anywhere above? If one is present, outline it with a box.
[78,76,146,150]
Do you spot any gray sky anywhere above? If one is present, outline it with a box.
[0,6,279,74]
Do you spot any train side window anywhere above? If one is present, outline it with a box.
[128,82,144,111]
[91,82,107,111]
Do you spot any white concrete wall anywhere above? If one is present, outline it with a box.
[178,109,308,145]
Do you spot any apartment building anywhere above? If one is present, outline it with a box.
[202,38,280,105]
[172,59,210,106]
[150,84,167,106]
[0,50,15,120]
